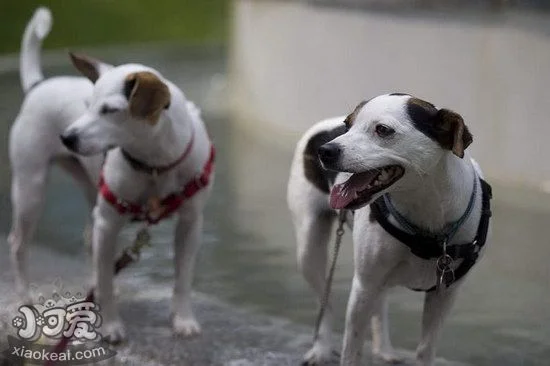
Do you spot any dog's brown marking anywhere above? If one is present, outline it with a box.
[69,52,103,83]
[124,72,171,125]
[303,124,347,193]
[343,100,368,129]
[436,109,473,158]
[406,97,473,158]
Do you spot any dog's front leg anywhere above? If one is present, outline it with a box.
[172,204,203,338]
[92,201,126,344]
[415,287,458,366]
[371,291,402,363]
[341,276,384,366]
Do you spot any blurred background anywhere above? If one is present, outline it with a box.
[1,1,549,365]
[0,0,228,52]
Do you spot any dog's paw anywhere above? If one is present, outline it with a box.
[101,320,126,345]
[372,349,404,364]
[172,315,202,338]
[301,342,333,365]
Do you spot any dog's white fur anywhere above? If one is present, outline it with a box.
[9,7,102,299]
[288,95,488,365]
[9,7,213,342]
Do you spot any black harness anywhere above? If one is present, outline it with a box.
[369,179,493,292]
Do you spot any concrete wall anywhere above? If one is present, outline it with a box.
[230,0,550,193]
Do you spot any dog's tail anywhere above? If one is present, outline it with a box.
[20,7,52,93]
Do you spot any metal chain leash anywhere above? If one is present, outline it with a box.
[313,210,347,342]
[44,226,152,366]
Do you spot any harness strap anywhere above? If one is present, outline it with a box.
[100,145,215,224]
[383,173,478,243]
[370,179,492,292]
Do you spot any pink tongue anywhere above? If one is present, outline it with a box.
[329,171,377,209]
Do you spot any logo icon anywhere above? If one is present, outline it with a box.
[3,281,116,365]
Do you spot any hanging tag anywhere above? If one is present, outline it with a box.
[147,196,166,221]
[435,254,454,292]
[436,267,455,292]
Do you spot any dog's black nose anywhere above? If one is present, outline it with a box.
[60,133,79,151]
[318,143,341,165]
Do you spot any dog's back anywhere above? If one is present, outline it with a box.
[287,117,346,217]
[12,7,94,162]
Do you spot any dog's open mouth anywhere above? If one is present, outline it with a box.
[330,165,404,210]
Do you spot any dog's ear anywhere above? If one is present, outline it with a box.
[69,52,113,83]
[123,71,171,125]
[343,100,368,129]
[435,109,473,158]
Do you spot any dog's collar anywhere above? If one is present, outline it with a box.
[383,171,478,244]
[121,130,195,175]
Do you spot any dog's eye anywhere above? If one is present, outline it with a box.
[375,124,395,138]
[100,105,119,114]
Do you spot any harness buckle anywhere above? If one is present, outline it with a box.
[471,239,480,254]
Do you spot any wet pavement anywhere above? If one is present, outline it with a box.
[0,243,464,366]
[0,45,548,365]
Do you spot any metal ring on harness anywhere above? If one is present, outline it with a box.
[436,254,454,272]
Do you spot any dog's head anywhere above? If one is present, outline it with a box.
[321,93,473,210]
[60,53,171,155]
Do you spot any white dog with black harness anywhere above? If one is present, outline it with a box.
[9,8,215,343]
[287,93,492,365]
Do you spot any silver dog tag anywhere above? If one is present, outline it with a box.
[436,254,454,292]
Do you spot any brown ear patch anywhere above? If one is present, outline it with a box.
[343,100,368,129]
[406,97,473,158]
[69,52,102,82]
[124,72,171,125]
[436,109,473,158]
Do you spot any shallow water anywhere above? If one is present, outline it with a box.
[0,46,549,365]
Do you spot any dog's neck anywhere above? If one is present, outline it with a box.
[122,109,194,168]
[387,153,476,233]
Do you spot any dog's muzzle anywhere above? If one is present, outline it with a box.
[60,133,79,152]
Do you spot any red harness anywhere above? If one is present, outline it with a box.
[99,144,215,224]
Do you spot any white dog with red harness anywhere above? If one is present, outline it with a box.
[8,7,214,343]
[287,93,492,365]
